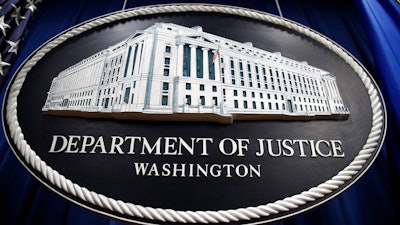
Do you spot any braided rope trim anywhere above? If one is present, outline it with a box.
[5,4,385,224]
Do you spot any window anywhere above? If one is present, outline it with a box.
[251,92,255,98]
[162,96,168,105]
[212,86,217,92]
[162,82,169,91]
[243,91,247,97]
[244,101,248,109]
[213,97,218,105]
[183,44,191,77]
[234,100,238,108]
[185,95,191,105]
[163,69,169,76]
[252,101,256,109]
[200,84,205,91]
[164,58,170,65]
[233,90,238,96]
[186,83,191,90]
[200,96,205,105]
[196,47,203,78]
[165,45,171,53]
[124,87,130,103]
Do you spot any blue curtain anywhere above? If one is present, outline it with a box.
[0,0,399,225]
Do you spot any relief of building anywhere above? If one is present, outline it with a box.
[42,23,350,124]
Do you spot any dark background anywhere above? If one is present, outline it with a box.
[1,0,399,225]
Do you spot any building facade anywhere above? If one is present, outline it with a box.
[42,23,350,123]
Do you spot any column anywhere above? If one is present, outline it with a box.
[125,45,134,78]
[133,43,142,76]
[202,48,209,79]
[190,45,196,77]
[332,81,340,98]
[86,66,91,86]
[176,43,184,76]
[328,80,335,97]
[93,62,100,85]
[88,64,94,85]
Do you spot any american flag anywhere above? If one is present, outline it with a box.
[212,48,219,64]
[0,0,40,89]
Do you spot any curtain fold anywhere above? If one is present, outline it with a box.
[354,0,400,130]
[353,1,400,220]
[0,1,399,225]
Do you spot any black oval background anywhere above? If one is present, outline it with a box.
[8,10,380,223]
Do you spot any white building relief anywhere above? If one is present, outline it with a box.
[42,23,350,124]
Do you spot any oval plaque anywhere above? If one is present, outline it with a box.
[2,4,386,224]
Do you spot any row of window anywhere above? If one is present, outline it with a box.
[232,99,327,112]
[220,55,325,97]
[54,65,100,93]
[105,54,123,68]
[70,90,94,98]
[101,58,122,85]
[230,89,327,105]
[212,40,319,74]
[161,95,218,106]
[59,98,92,107]
[160,80,329,107]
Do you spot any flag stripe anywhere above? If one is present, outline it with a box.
[0,0,40,88]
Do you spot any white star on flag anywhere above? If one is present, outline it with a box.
[0,53,11,76]
[11,4,27,26]
[6,39,20,54]
[0,0,41,87]
[25,0,38,12]
[0,15,11,36]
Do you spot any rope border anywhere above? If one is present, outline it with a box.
[4,4,386,224]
